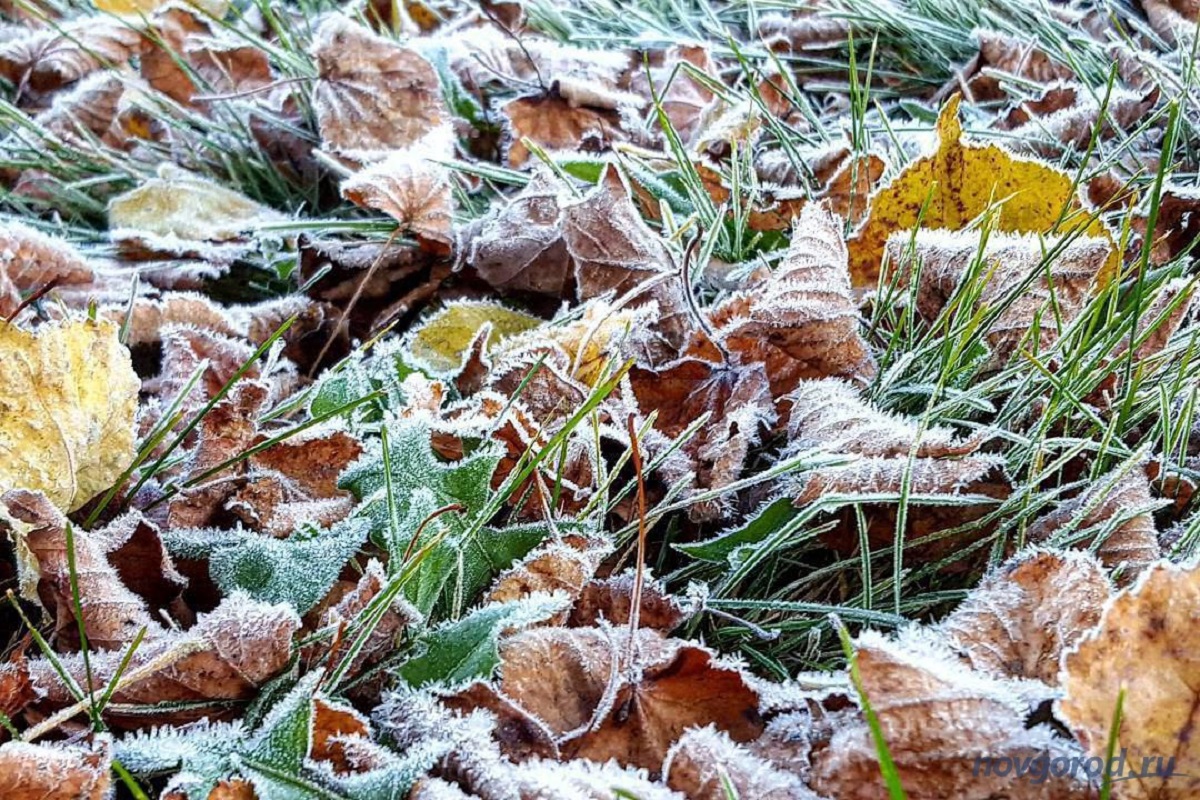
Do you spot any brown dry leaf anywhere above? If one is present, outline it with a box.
[487,538,611,609]
[996,83,1160,158]
[306,559,420,689]
[1142,0,1200,46]
[0,739,111,800]
[108,163,285,245]
[1059,558,1200,799]
[629,355,775,520]
[341,136,455,256]
[456,626,762,776]
[457,170,573,296]
[822,153,885,225]
[1,490,159,651]
[311,697,372,773]
[939,548,1111,685]
[664,726,821,800]
[311,15,447,158]
[711,203,877,401]
[811,630,1091,799]
[626,45,717,144]
[568,573,689,632]
[502,92,628,168]
[30,72,126,149]
[386,681,684,800]
[848,95,1116,287]
[1026,466,1165,582]
[24,593,299,726]
[0,17,143,94]
[781,378,1004,509]
[1137,184,1200,266]
[141,4,271,106]
[883,228,1111,367]
[0,222,93,300]
[0,318,139,512]
[963,31,1076,102]
[562,167,692,359]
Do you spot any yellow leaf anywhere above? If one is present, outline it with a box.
[0,319,139,511]
[847,95,1117,287]
[1059,559,1200,799]
[108,164,284,242]
[408,301,542,373]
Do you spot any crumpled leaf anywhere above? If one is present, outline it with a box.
[848,95,1117,287]
[17,592,298,727]
[456,170,574,297]
[449,625,762,775]
[1059,558,1200,799]
[812,629,1090,799]
[0,739,111,800]
[781,378,1000,504]
[108,163,285,245]
[630,355,775,519]
[487,536,612,611]
[0,317,139,511]
[561,167,691,360]
[939,548,1111,685]
[1,490,160,649]
[311,15,448,158]
[710,202,877,401]
[387,686,683,800]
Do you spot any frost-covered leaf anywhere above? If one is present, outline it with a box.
[449,626,762,775]
[0,739,112,800]
[341,135,456,256]
[165,517,370,615]
[1026,465,1166,582]
[339,419,547,616]
[848,95,1117,286]
[2,490,158,648]
[780,378,1002,505]
[456,170,574,297]
[310,15,448,159]
[884,228,1111,367]
[939,548,1110,685]
[405,301,542,375]
[0,16,142,92]
[399,594,569,687]
[811,629,1089,799]
[1059,558,1200,799]
[665,726,820,800]
[711,202,876,400]
[22,593,299,727]
[0,318,139,511]
[501,92,630,168]
[630,355,775,521]
[108,164,285,245]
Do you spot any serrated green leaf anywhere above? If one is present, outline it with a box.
[164,519,369,614]
[398,594,569,687]
[340,420,548,618]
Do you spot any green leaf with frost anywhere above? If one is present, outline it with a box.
[163,518,369,614]
[398,593,569,687]
[340,420,548,618]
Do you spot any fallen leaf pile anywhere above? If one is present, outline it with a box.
[1,0,1199,798]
